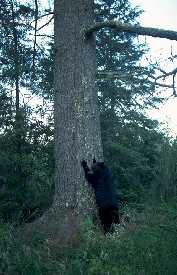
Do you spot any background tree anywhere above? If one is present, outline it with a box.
[0,0,54,223]
[94,0,165,202]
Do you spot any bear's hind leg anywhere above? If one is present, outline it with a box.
[98,208,114,234]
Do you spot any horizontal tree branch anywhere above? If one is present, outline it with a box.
[85,20,177,41]
[97,71,174,89]
[29,33,53,38]
[155,67,177,80]
[154,82,173,88]
[97,71,124,79]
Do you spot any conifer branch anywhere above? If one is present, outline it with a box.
[85,20,177,41]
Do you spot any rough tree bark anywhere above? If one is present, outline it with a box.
[51,0,103,243]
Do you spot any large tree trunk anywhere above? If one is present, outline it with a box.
[51,0,103,242]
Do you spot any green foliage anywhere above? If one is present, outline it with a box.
[1,0,34,85]
[153,137,177,201]
[0,225,53,275]
[0,88,13,130]
[31,44,54,99]
[0,138,54,223]
[96,0,163,112]
[0,108,54,223]
[101,110,167,202]
[94,0,167,203]
[0,200,177,274]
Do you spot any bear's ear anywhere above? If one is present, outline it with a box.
[100,162,104,168]
[93,157,96,163]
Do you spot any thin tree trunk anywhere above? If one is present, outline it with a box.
[11,0,22,153]
[11,0,20,118]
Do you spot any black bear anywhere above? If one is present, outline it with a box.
[81,158,120,233]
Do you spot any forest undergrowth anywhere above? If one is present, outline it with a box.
[0,198,176,275]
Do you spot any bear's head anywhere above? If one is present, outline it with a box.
[91,158,105,175]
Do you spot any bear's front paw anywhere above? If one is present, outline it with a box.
[81,160,87,168]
